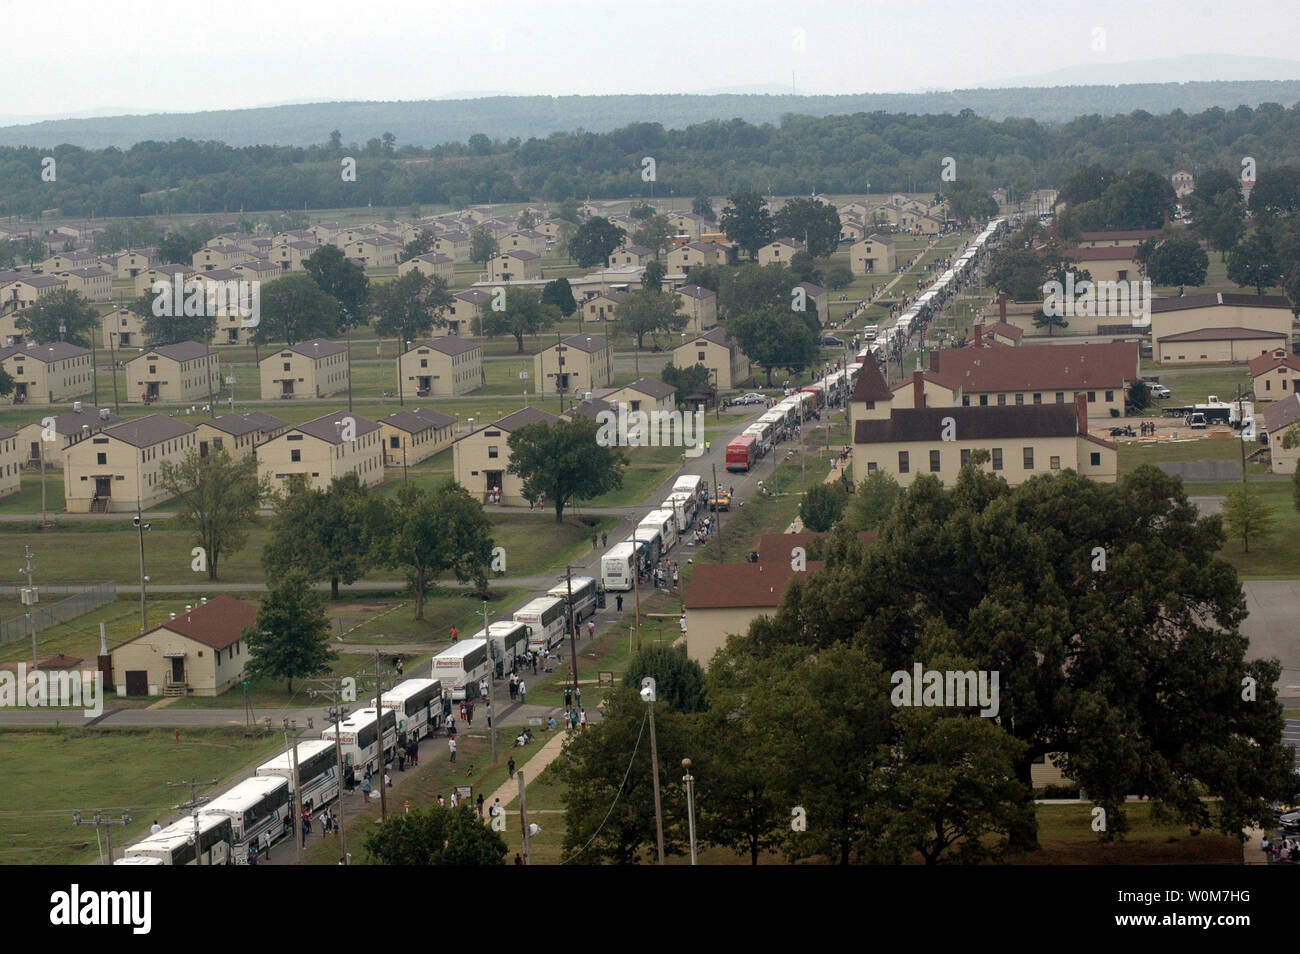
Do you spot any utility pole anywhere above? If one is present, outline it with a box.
[1237,383,1247,488]
[39,432,49,530]
[373,653,389,821]
[22,545,38,669]
[307,676,352,865]
[109,332,120,414]
[73,809,131,865]
[167,777,217,865]
[205,346,215,419]
[518,771,530,865]
[135,452,149,634]
[283,719,311,865]
[481,600,496,764]
[564,564,580,705]
[647,697,666,865]
[632,532,642,651]
[711,462,723,563]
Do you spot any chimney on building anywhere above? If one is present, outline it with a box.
[973,323,984,347]
[998,293,1007,322]
[1075,392,1088,436]
[913,371,925,409]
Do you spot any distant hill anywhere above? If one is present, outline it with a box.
[981,53,1300,89]
[3,81,1300,150]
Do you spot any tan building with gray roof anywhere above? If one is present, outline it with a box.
[63,413,199,512]
[259,338,349,400]
[256,412,384,493]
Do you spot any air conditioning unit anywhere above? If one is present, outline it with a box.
[73,401,83,413]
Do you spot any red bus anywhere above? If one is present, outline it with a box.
[799,384,825,409]
[725,434,757,472]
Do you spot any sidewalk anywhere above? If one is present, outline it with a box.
[485,729,569,812]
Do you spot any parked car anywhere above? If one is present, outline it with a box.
[819,336,844,348]
[710,490,732,511]
[1187,412,1208,428]
[1108,425,1136,438]
[734,392,767,406]
[1148,384,1171,399]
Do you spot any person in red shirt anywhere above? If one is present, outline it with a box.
[450,626,458,643]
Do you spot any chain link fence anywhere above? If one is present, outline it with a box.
[0,582,117,647]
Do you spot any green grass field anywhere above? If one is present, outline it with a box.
[0,727,286,865]
[1117,435,1269,477]
[1184,479,1300,579]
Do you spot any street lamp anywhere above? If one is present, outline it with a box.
[682,758,697,865]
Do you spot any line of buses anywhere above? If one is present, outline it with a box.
[857,217,1009,368]
[723,365,859,473]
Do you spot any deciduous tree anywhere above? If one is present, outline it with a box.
[159,449,265,581]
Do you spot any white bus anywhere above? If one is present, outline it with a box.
[662,492,695,532]
[126,814,233,866]
[601,541,638,592]
[432,639,491,700]
[638,509,677,554]
[742,422,772,457]
[547,575,597,627]
[201,775,291,849]
[320,706,397,777]
[629,528,661,566]
[257,738,340,813]
[380,678,443,743]
[513,597,567,653]
[113,856,164,866]
[672,475,704,503]
[482,621,529,675]
[757,409,787,441]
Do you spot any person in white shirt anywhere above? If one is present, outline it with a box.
[518,679,526,704]
[149,821,162,835]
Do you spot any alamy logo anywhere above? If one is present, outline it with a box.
[1042,272,1151,321]
[595,406,705,457]
[0,664,102,717]
[151,275,260,328]
[890,663,999,718]
[50,885,151,934]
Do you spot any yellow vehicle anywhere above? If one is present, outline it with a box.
[710,490,731,512]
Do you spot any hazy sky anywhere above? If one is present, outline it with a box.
[3,0,1299,117]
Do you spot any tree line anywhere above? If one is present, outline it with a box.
[7,102,1300,217]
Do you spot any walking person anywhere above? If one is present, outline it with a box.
[601,531,608,547]
[508,756,516,779]
[476,793,485,818]
[509,675,518,701]
[260,828,271,859]
[579,708,587,730]
[616,593,624,612]
[564,686,572,708]
[587,620,595,640]
[449,736,457,763]
[450,625,458,644]
[518,679,526,704]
